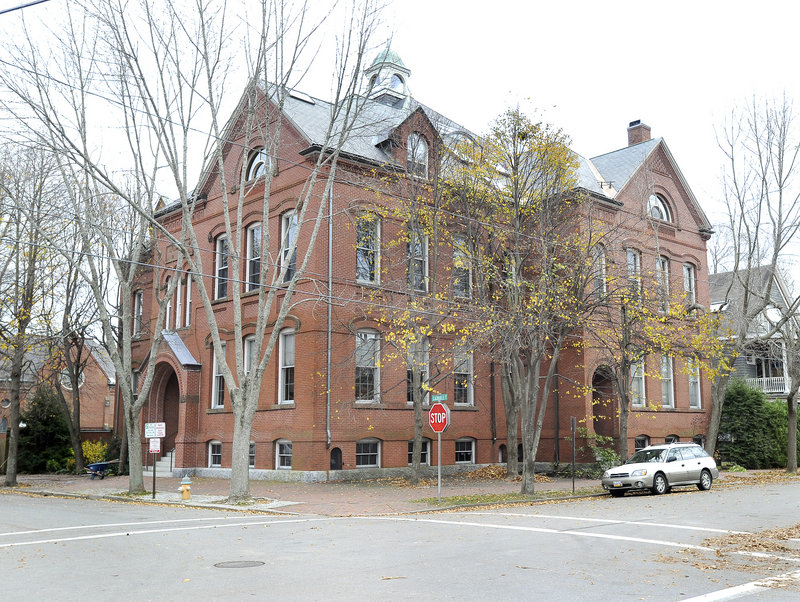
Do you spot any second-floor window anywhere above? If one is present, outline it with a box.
[408,227,428,292]
[215,236,229,300]
[211,342,226,408]
[281,212,297,282]
[626,248,642,301]
[355,330,379,402]
[165,277,173,330]
[133,290,143,335]
[453,236,471,298]
[279,329,295,404]
[247,223,262,291]
[656,256,670,313]
[453,351,473,406]
[660,355,674,408]
[592,244,607,300]
[406,337,429,405]
[683,263,696,305]
[631,358,645,407]
[688,358,701,409]
[356,214,379,284]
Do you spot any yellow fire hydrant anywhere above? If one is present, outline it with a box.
[180,476,192,501]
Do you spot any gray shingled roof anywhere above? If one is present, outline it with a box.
[709,266,788,308]
[163,331,201,368]
[590,138,660,195]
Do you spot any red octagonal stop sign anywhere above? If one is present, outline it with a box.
[428,402,450,433]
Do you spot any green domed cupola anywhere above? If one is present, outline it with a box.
[364,45,411,108]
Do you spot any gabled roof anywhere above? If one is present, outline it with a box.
[709,266,791,310]
[590,138,661,193]
[163,331,201,368]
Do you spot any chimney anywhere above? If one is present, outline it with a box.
[627,120,651,146]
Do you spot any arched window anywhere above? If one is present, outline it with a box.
[390,74,404,92]
[246,147,270,180]
[647,194,672,222]
[407,133,428,177]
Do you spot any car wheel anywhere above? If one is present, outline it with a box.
[652,473,669,495]
[697,469,713,491]
[609,490,625,497]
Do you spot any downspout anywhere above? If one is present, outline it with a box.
[490,361,497,443]
[326,187,333,448]
[553,356,560,467]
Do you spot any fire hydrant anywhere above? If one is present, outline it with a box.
[180,476,192,501]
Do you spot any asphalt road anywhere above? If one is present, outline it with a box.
[3,481,800,600]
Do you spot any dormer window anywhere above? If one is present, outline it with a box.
[647,194,671,222]
[407,133,428,178]
[246,147,270,181]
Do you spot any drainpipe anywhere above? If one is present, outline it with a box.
[490,361,496,443]
[326,187,333,448]
[553,356,560,467]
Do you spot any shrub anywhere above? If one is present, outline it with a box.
[18,385,73,473]
[82,440,109,465]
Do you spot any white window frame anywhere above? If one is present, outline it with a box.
[407,132,428,178]
[281,211,298,282]
[688,358,702,409]
[175,276,183,329]
[184,275,192,326]
[165,277,173,330]
[455,438,476,464]
[453,351,474,406]
[683,263,697,305]
[249,442,256,468]
[647,193,672,222]
[244,335,256,375]
[214,235,229,300]
[208,440,222,467]
[355,438,381,468]
[279,329,295,405]
[355,330,379,403]
[631,358,645,407]
[407,227,428,292]
[356,214,380,285]
[133,290,143,335]
[656,256,670,313]
[276,439,292,470]
[211,342,226,409]
[407,336,430,405]
[660,355,674,408]
[592,244,607,300]
[634,435,650,451]
[246,147,269,181]
[453,236,471,298]
[246,223,262,292]
[408,439,430,466]
[626,248,642,300]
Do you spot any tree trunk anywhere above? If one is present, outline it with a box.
[501,371,519,478]
[705,372,730,457]
[787,387,798,473]
[126,404,145,494]
[410,370,424,485]
[229,396,256,502]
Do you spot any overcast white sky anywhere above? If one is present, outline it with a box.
[3,0,799,264]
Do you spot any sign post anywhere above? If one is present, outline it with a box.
[571,416,576,494]
[145,423,165,500]
[428,399,450,503]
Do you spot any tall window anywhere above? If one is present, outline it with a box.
[175,277,183,329]
[408,439,430,465]
[355,330,379,402]
[688,358,701,409]
[592,244,607,300]
[647,194,672,222]
[246,147,269,180]
[656,256,670,313]
[407,133,428,178]
[453,236,471,298]
[453,351,473,406]
[279,329,295,404]
[247,223,262,291]
[281,212,297,282]
[244,335,256,375]
[184,276,192,326]
[631,358,645,407]
[276,440,292,469]
[215,235,229,299]
[249,442,256,468]
[406,337,429,405]
[407,227,428,292]
[626,248,642,301]
[208,441,222,467]
[133,290,143,335]
[211,342,226,408]
[165,277,173,330]
[356,214,379,284]
[455,438,475,463]
[356,438,380,467]
[683,263,696,305]
[660,355,674,408]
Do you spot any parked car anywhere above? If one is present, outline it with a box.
[601,443,719,497]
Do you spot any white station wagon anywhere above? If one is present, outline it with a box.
[601,443,719,497]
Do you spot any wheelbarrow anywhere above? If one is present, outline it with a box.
[86,459,119,479]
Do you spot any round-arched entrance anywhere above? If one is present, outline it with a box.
[147,362,182,458]
[592,365,617,439]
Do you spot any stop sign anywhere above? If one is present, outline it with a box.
[428,402,450,433]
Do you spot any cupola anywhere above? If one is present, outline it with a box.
[364,46,411,109]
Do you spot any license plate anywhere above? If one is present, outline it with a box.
[613,481,623,488]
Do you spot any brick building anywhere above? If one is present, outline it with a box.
[132,49,714,480]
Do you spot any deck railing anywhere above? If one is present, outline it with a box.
[745,376,792,395]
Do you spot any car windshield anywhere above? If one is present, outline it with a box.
[627,449,666,464]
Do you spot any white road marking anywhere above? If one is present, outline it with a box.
[0,517,335,549]
[470,512,751,535]
[684,568,800,600]
[0,515,287,538]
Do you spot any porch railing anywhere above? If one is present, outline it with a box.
[745,376,792,395]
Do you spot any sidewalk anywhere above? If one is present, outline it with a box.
[11,472,603,516]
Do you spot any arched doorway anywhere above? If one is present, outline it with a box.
[330,447,342,470]
[592,366,617,439]
[147,362,182,461]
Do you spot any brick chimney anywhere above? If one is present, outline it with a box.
[627,120,651,146]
